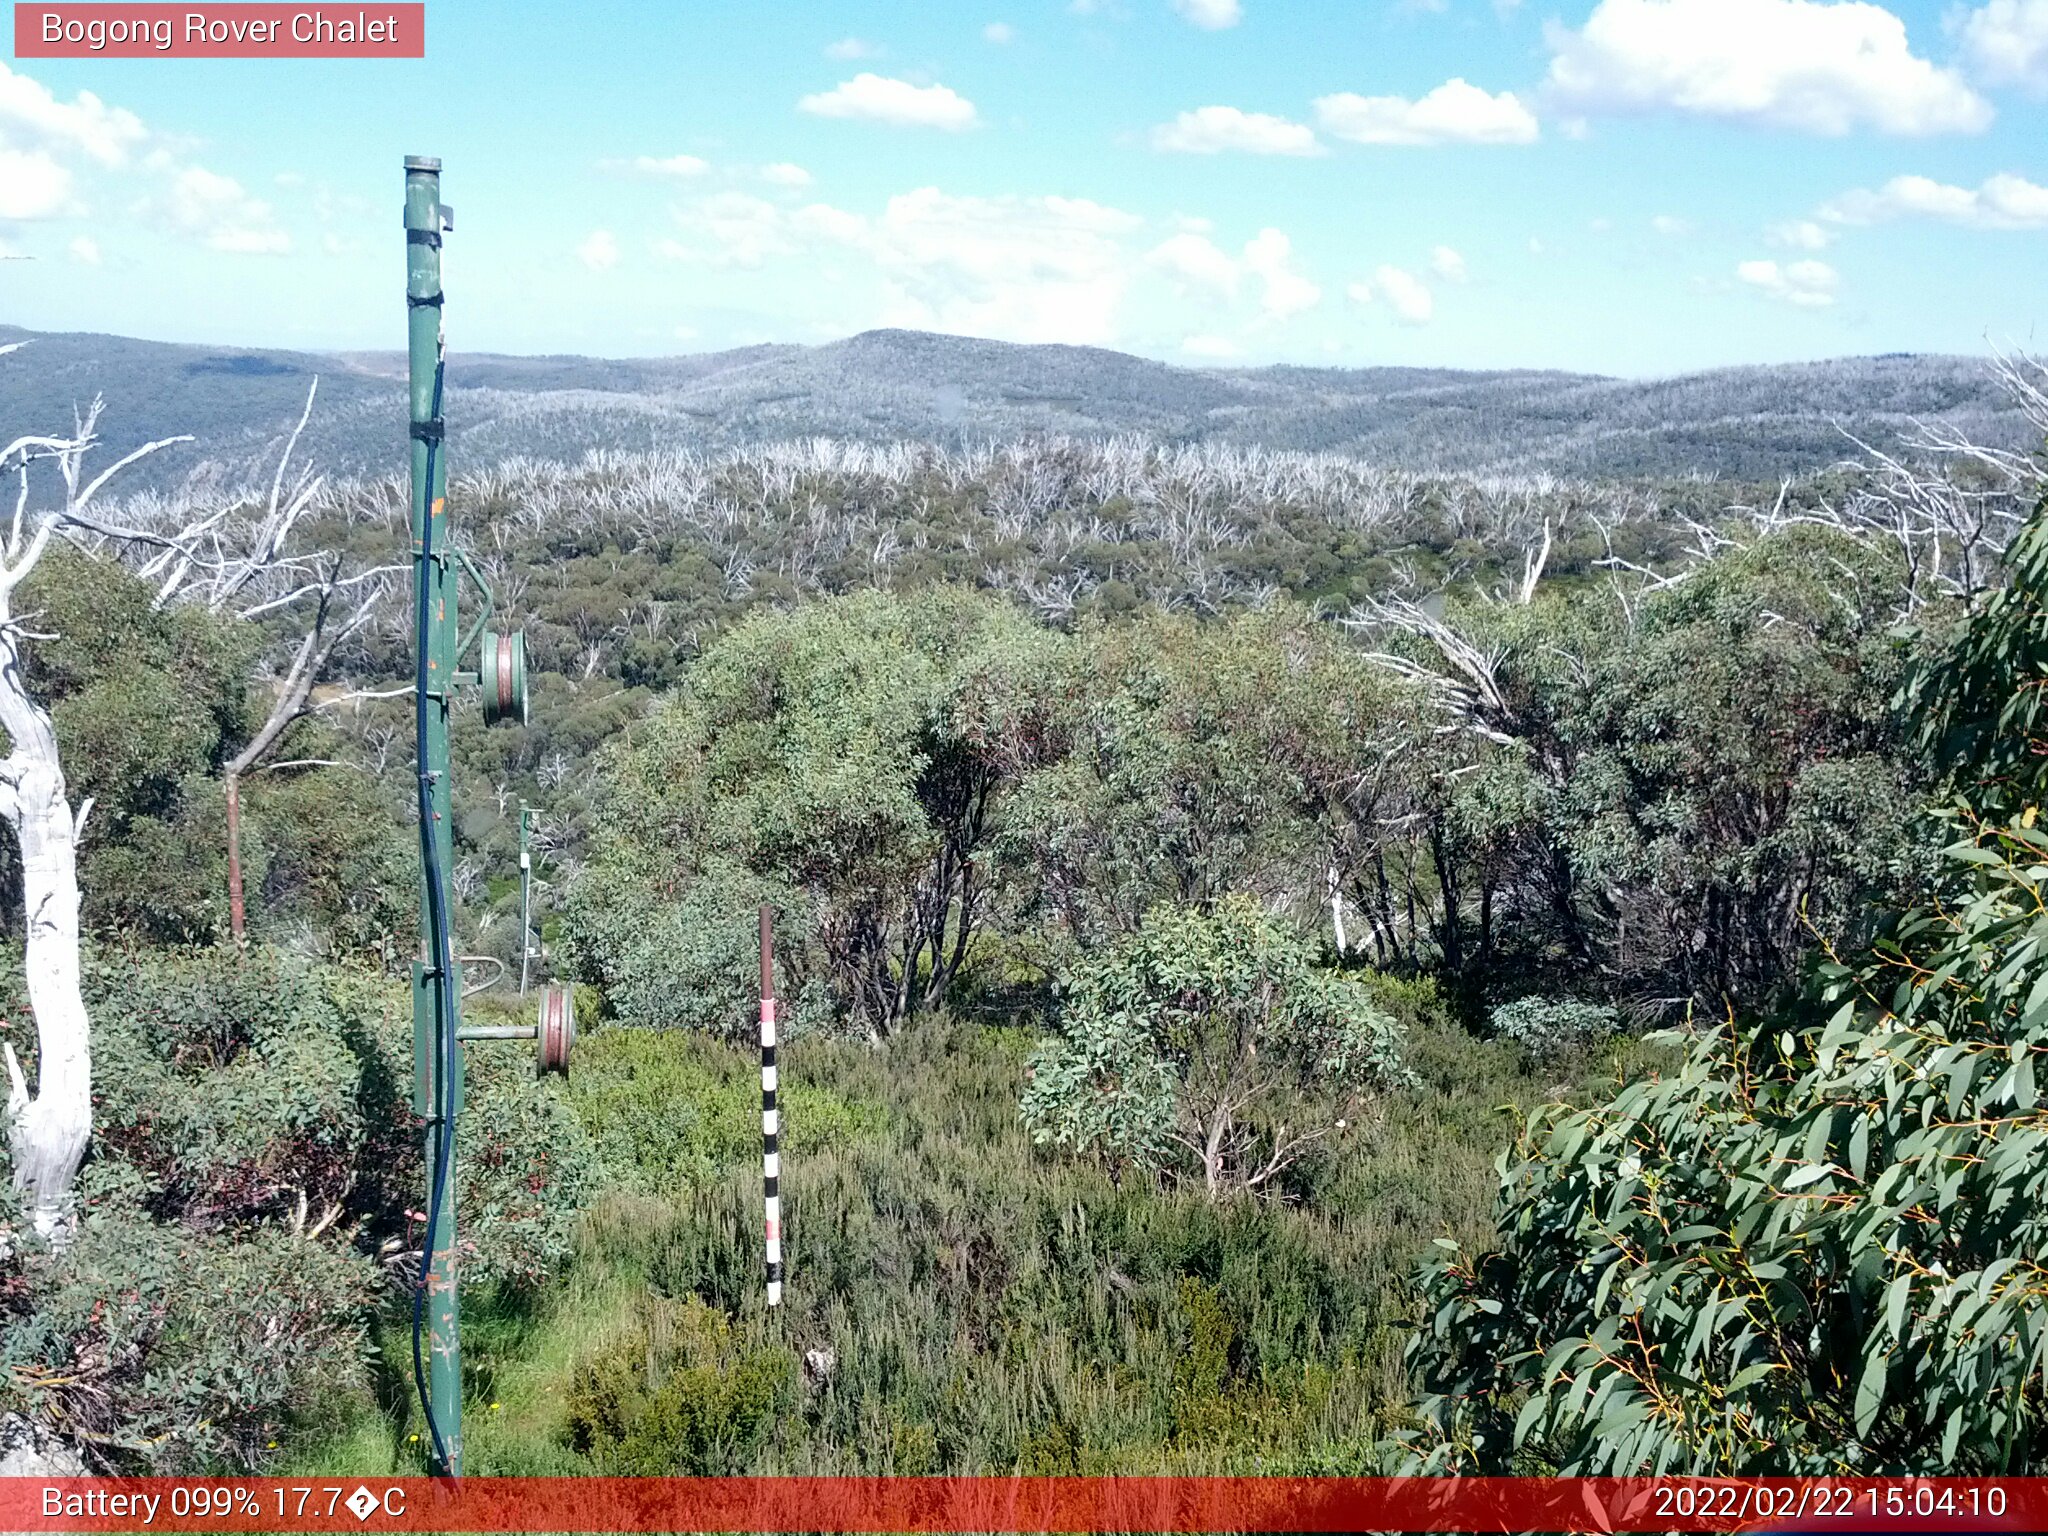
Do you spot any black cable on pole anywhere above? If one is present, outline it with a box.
[409,350,456,1478]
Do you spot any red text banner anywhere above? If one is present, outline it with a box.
[4,1477,2043,1533]
[13,5,424,58]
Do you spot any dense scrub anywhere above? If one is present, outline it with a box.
[0,949,590,1469]
[1404,465,2048,1473]
[301,992,1670,1476]
[3,373,2042,1475]
[567,533,1929,1044]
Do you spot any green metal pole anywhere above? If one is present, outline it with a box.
[405,153,463,1477]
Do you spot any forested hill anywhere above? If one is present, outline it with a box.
[1,323,2032,487]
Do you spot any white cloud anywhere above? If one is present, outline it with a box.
[1768,217,1836,248]
[660,192,800,269]
[825,37,882,59]
[1181,334,1241,357]
[1370,264,1435,323]
[1172,0,1243,28]
[762,162,813,187]
[1820,170,2048,227]
[0,148,71,219]
[1346,280,1377,305]
[1314,79,1540,145]
[1430,244,1469,280]
[1736,257,1838,306]
[209,226,292,256]
[792,202,868,244]
[1957,0,2048,93]
[798,74,979,130]
[145,160,291,254]
[1650,213,1692,236]
[1149,227,1320,319]
[578,229,620,270]
[1148,230,1242,296]
[0,62,153,219]
[983,21,1016,43]
[826,188,1142,343]
[1243,228,1321,319]
[631,154,709,178]
[1545,0,1993,136]
[1151,105,1322,155]
[665,186,1143,345]
[0,61,146,166]
[68,235,99,265]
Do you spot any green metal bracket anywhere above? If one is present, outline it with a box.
[411,961,464,1119]
[453,546,496,672]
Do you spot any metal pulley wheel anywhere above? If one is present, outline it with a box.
[480,629,529,727]
[536,982,574,1075]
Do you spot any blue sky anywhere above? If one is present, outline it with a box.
[2,0,2046,374]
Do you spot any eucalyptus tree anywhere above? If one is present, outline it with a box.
[1021,895,1412,1197]
[568,586,1049,1038]
[1403,468,2048,1476]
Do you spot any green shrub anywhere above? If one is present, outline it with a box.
[1404,490,2048,1475]
[456,1034,603,1290]
[1022,897,1412,1195]
[242,765,413,959]
[1,1189,376,1472]
[1486,996,1620,1068]
[82,946,409,1231]
[565,1026,881,1196]
[8,547,254,946]
[565,1295,795,1473]
[561,861,833,1041]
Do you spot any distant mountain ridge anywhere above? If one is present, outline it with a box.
[0,324,2031,489]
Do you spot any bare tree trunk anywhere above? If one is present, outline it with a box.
[1326,862,1348,957]
[0,365,355,1243]
[0,398,188,1244]
[219,578,383,943]
[0,637,92,1244]
[225,771,247,944]
[1202,1111,1227,1199]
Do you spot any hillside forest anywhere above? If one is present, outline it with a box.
[1,341,2045,1478]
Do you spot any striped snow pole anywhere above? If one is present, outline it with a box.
[760,905,782,1308]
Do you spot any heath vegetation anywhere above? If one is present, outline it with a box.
[1,343,2044,1474]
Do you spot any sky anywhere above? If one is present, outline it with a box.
[1,0,2046,375]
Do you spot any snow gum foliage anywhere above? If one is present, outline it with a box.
[1487,997,1621,1069]
[566,587,1048,1038]
[1405,486,2048,1474]
[1022,897,1411,1195]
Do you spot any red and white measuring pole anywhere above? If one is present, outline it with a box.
[759,905,782,1308]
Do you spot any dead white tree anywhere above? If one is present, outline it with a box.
[0,356,394,1237]
[68,380,403,942]
[186,383,401,942]
[1342,594,1519,748]
[0,359,190,1242]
